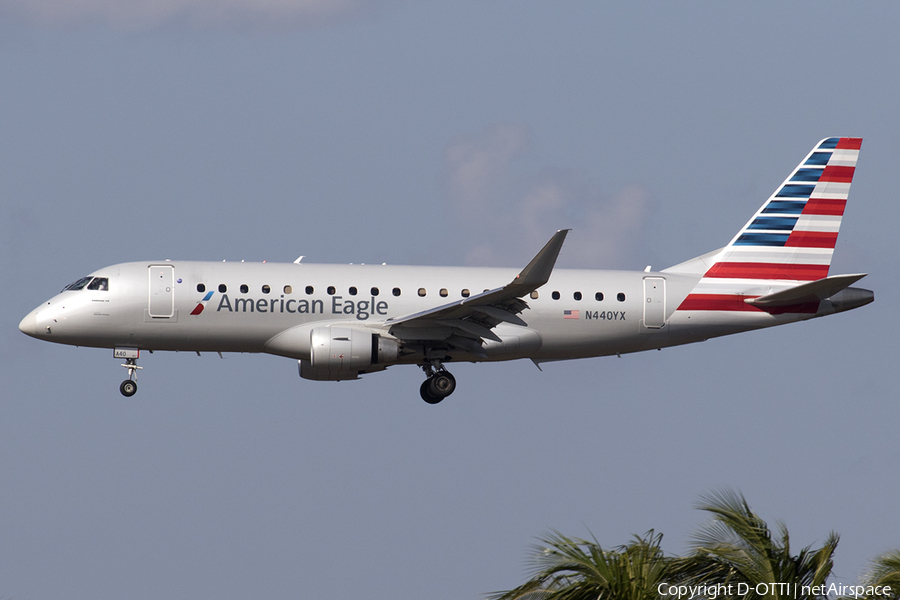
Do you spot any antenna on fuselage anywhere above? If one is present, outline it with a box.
[293,256,304,264]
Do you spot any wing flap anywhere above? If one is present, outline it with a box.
[472,305,528,327]
[436,319,503,343]
[446,334,488,358]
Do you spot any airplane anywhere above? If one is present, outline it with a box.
[19,137,873,403]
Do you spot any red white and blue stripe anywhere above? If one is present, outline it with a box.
[678,137,861,312]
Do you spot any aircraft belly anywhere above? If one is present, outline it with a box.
[528,316,643,360]
[113,302,294,352]
[161,315,288,352]
[665,310,810,342]
[482,325,542,359]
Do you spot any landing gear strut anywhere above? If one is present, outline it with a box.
[419,361,456,404]
[119,357,142,397]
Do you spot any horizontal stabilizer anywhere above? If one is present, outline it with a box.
[744,273,867,308]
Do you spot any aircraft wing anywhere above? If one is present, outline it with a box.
[385,230,569,355]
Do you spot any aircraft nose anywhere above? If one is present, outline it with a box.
[19,311,37,337]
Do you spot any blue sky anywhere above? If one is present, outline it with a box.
[2,2,898,599]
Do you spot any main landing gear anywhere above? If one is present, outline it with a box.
[119,357,142,397]
[419,361,456,404]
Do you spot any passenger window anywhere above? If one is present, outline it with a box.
[284,285,292,294]
[371,287,380,296]
[418,288,427,297]
[327,286,336,295]
[552,291,560,300]
[349,287,358,296]
[617,293,626,302]
[573,291,582,301]
[530,291,539,299]
[392,288,401,297]
[305,286,314,295]
[595,292,604,301]
[240,284,249,294]
[87,277,109,291]
[197,283,206,293]
[262,285,271,294]
[218,284,227,293]
[440,288,448,297]
[461,289,470,297]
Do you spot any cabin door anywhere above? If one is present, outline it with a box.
[642,277,666,329]
[148,265,175,318]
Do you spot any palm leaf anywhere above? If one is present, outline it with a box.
[489,530,673,600]
[859,550,900,600]
[683,489,837,600]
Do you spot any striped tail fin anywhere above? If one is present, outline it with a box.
[673,137,862,312]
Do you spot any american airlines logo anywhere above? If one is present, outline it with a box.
[190,291,214,315]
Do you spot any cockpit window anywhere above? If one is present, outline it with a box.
[87,277,109,291]
[62,276,93,292]
[62,276,109,292]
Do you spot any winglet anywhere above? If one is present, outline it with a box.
[514,229,569,290]
[384,230,569,339]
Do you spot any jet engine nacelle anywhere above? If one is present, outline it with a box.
[300,327,400,381]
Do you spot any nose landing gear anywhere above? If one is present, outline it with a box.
[119,358,142,397]
[419,361,456,404]
[115,348,142,397]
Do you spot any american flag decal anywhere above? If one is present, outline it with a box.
[563,310,579,319]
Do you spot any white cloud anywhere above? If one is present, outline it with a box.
[444,124,529,220]
[443,125,654,269]
[0,0,386,30]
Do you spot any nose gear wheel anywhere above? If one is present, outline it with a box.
[119,357,142,397]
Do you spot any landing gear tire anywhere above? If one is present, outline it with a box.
[120,380,138,397]
[420,380,443,404]
[420,370,456,404]
[428,371,456,397]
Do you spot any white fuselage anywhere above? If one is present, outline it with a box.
[19,259,821,365]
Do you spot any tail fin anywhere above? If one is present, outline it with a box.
[668,137,862,311]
